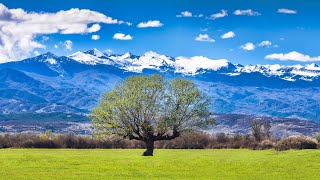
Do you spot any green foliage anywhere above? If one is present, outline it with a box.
[0,149,320,179]
[91,75,215,142]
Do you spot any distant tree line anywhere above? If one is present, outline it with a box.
[0,130,318,151]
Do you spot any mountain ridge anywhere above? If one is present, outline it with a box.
[2,49,320,82]
[67,49,320,82]
[0,49,319,122]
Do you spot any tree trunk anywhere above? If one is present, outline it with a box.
[143,140,154,156]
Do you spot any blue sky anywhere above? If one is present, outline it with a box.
[0,0,319,65]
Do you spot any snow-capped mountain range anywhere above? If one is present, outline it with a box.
[67,49,320,81]
[0,49,319,122]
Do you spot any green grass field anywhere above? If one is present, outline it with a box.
[0,149,319,179]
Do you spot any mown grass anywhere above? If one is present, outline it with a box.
[0,149,319,179]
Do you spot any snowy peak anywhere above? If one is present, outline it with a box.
[29,52,76,65]
[236,64,285,76]
[31,52,59,64]
[108,52,138,67]
[74,49,230,74]
[19,52,72,76]
[65,49,320,81]
[107,51,175,72]
[119,52,136,59]
[175,56,229,75]
[68,51,113,65]
[40,52,58,59]
[233,63,320,81]
[83,48,106,58]
[128,51,175,72]
[141,51,175,66]
[26,52,65,67]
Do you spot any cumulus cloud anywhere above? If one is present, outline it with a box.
[195,34,215,42]
[63,40,73,51]
[137,20,163,28]
[113,33,133,40]
[177,11,192,17]
[91,34,100,40]
[258,40,272,47]
[210,10,228,20]
[0,3,130,62]
[265,51,320,62]
[54,44,59,49]
[176,11,203,18]
[240,42,255,51]
[277,8,297,14]
[221,31,235,39]
[234,9,261,16]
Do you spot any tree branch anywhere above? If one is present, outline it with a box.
[155,128,180,141]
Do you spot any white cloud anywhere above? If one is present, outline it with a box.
[277,8,297,14]
[63,40,73,51]
[54,44,58,49]
[176,11,203,18]
[221,31,235,39]
[195,34,215,42]
[137,20,163,28]
[0,3,131,63]
[113,33,133,40]
[234,9,261,16]
[119,21,132,26]
[240,42,255,51]
[91,35,100,40]
[265,51,320,62]
[258,40,272,47]
[34,50,40,56]
[177,11,193,17]
[210,10,228,20]
[87,24,101,33]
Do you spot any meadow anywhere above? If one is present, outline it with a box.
[0,149,319,179]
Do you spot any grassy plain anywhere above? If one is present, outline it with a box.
[0,149,319,179]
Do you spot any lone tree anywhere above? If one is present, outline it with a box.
[91,74,215,156]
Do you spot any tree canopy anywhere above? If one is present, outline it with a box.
[91,74,215,156]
